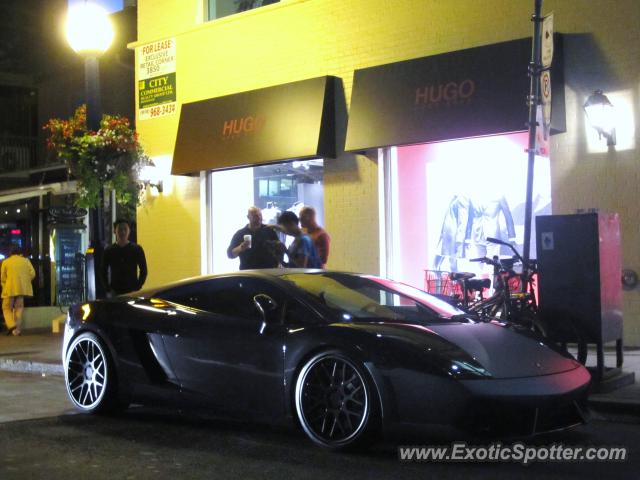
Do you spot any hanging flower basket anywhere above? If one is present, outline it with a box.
[43,105,150,213]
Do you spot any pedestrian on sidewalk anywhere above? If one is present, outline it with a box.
[299,206,330,269]
[100,219,148,296]
[1,245,36,336]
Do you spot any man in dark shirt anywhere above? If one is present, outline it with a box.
[227,206,281,270]
[101,219,148,296]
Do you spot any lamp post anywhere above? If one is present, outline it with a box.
[65,2,114,300]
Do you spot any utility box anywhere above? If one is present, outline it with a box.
[535,212,623,345]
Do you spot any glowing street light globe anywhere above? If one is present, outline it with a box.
[65,2,114,56]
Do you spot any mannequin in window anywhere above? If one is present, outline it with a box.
[433,195,474,272]
[468,194,516,260]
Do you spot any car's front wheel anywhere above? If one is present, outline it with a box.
[295,351,379,450]
[64,332,120,413]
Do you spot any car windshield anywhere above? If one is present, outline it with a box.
[280,272,468,324]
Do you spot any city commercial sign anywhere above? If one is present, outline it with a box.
[172,76,343,175]
[346,37,565,151]
[137,38,177,120]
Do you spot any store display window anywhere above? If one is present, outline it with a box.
[384,132,551,290]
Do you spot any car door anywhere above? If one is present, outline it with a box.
[160,277,286,419]
[109,297,183,392]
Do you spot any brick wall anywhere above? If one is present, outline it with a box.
[134,0,640,344]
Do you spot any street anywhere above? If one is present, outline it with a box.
[0,372,638,480]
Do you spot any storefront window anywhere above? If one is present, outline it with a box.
[382,132,551,291]
[206,0,279,21]
[0,223,25,257]
[208,159,324,273]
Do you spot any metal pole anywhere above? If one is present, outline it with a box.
[522,0,543,288]
[85,56,102,131]
[84,55,105,300]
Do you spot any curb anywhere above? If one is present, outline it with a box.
[588,397,640,417]
[0,359,64,377]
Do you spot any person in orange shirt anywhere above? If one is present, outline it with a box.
[1,245,36,336]
[299,206,331,269]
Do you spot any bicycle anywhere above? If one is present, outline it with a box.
[467,256,535,320]
[449,271,491,309]
[444,237,587,364]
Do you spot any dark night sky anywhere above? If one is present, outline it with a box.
[0,0,74,76]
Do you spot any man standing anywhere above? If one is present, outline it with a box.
[1,245,35,336]
[227,206,281,269]
[101,219,148,296]
[276,211,322,269]
[299,206,330,268]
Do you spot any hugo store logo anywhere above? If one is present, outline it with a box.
[222,115,266,139]
[415,79,476,107]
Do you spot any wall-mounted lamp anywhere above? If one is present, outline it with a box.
[584,89,616,146]
[140,162,164,193]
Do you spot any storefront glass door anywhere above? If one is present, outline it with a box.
[208,159,324,273]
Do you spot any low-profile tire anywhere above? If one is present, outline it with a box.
[294,350,380,450]
[64,331,122,414]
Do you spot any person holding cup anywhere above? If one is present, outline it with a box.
[227,206,281,270]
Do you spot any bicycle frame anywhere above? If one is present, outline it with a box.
[468,256,511,320]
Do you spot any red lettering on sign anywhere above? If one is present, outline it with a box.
[415,80,476,107]
[221,116,266,138]
[141,39,173,56]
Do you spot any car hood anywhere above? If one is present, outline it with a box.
[358,321,582,379]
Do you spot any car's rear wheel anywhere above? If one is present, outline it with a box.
[64,332,120,413]
[295,351,379,450]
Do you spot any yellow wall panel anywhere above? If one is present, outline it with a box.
[135,0,640,344]
[137,176,201,288]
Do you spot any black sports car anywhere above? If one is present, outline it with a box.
[62,269,591,449]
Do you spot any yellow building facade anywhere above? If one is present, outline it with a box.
[131,0,640,345]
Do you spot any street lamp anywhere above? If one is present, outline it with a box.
[65,2,114,300]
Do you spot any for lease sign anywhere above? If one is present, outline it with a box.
[137,38,176,120]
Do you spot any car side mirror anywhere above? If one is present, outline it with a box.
[253,294,278,324]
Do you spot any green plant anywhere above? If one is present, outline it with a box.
[44,105,150,214]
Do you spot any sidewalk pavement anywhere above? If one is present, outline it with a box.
[0,329,64,377]
[0,329,638,416]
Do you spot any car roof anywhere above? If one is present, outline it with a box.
[126,269,362,299]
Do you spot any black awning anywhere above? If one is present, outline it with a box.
[172,76,342,175]
[345,37,565,151]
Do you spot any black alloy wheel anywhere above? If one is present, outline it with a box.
[295,351,378,450]
[65,332,118,413]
